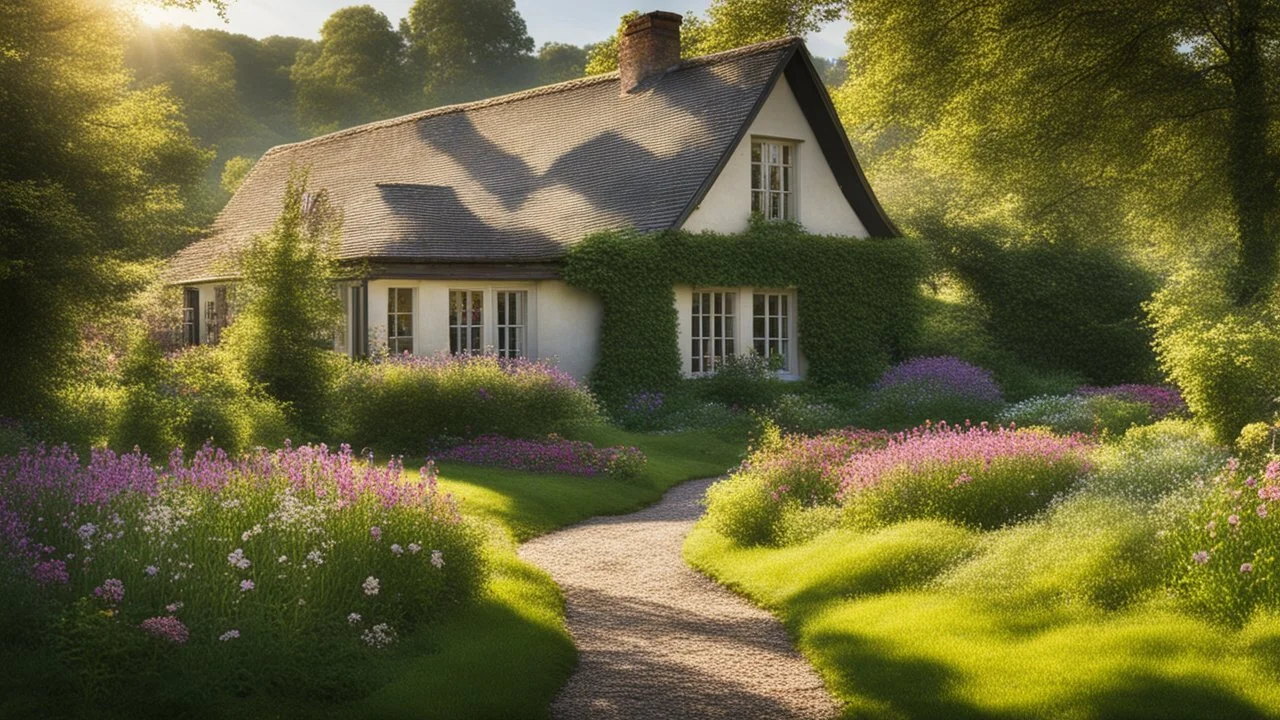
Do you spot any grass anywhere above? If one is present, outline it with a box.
[685,520,1280,719]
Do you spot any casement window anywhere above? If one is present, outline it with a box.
[387,287,414,355]
[449,289,484,355]
[495,290,528,358]
[204,301,218,343]
[750,139,795,221]
[182,287,200,346]
[335,286,350,355]
[752,292,791,372]
[691,291,736,374]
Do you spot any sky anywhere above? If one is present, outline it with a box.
[134,0,853,58]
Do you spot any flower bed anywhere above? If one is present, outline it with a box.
[837,422,1091,529]
[998,392,1152,435]
[1076,384,1187,419]
[0,441,485,704]
[857,356,1005,430]
[437,435,647,480]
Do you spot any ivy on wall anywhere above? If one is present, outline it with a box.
[563,219,926,403]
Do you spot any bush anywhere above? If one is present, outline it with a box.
[0,442,486,706]
[767,393,851,434]
[940,494,1162,609]
[1148,268,1280,442]
[1163,460,1280,625]
[703,429,889,545]
[838,423,1092,530]
[333,354,600,455]
[1087,420,1228,505]
[855,356,1005,430]
[998,393,1152,436]
[1076,384,1187,419]
[693,353,785,409]
[940,232,1158,384]
[436,435,647,480]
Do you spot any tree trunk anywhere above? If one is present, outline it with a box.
[1227,0,1280,305]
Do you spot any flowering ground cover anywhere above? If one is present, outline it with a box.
[856,356,1007,430]
[437,435,647,480]
[689,420,1280,719]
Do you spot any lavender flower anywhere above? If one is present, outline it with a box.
[93,578,125,605]
[140,616,189,644]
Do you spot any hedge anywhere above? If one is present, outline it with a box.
[563,220,925,404]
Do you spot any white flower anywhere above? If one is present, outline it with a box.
[240,524,263,542]
[227,548,251,570]
[431,550,445,569]
[219,629,240,641]
[166,601,183,613]
[362,576,380,596]
[390,544,403,556]
[306,550,324,565]
[77,523,97,542]
[347,612,362,625]
[297,597,306,606]
[361,623,396,648]
[408,542,422,554]
[277,555,288,564]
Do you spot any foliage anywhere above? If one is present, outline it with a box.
[855,356,1006,430]
[692,353,785,409]
[1149,269,1280,442]
[0,0,211,423]
[940,232,1158,385]
[998,393,1152,437]
[1077,384,1188,420]
[536,42,588,84]
[0,441,486,709]
[437,435,646,480]
[219,167,343,435]
[1086,420,1228,505]
[1164,460,1280,625]
[292,6,410,135]
[767,393,850,434]
[703,429,889,545]
[332,353,600,456]
[219,155,256,195]
[401,0,536,107]
[839,423,1091,530]
[563,222,924,405]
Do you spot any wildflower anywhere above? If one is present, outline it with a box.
[140,616,189,644]
[363,576,380,595]
[219,629,240,642]
[347,612,362,625]
[166,601,183,613]
[144,565,159,577]
[32,559,69,587]
[76,523,98,542]
[278,555,288,564]
[1267,460,1280,482]
[951,472,973,488]
[306,550,324,565]
[370,526,382,542]
[227,548,251,570]
[408,542,422,554]
[93,578,125,605]
[1228,458,1241,473]
[1259,505,1269,518]
[390,543,403,556]
[1247,476,1259,488]
[361,623,396,648]
[239,579,255,592]
[1241,563,1254,574]
[1228,514,1241,528]
[1193,551,1210,565]
[241,524,263,542]
[297,597,306,606]
[431,550,445,569]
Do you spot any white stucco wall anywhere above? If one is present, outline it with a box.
[681,75,869,238]
[364,279,599,380]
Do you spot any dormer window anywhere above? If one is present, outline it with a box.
[751,139,795,221]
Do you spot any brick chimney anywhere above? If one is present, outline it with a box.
[619,11,682,94]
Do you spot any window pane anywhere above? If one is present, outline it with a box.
[771,192,781,218]
[782,144,792,165]
[751,142,761,162]
[782,166,792,192]
[769,165,780,192]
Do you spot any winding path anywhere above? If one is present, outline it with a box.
[518,478,840,720]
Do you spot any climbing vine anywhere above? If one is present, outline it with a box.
[563,219,925,403]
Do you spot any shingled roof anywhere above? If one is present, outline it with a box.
[165,37,894,285]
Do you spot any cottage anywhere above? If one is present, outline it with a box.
[165,11,896,381]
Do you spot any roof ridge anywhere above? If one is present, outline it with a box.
[263,35,803,157]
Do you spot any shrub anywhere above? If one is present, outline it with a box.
[1148,268,1280,441]
[855,356,1005,430]
[436,435,647,480]
[703,429,889,545]
[1163,459,1280,625]
[768,393,850,434]
[333,353,600,455]
[1076,384,1187,419]
[0,442,486,704]
[693,353,785,409]
[1087,420,1228,505]
[838,423,1092,530]
[940,494,1162,609]
[1236,422,1279,462]
[998,393,1151,436]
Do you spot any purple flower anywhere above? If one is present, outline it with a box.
[93,578,125,605]
[239,579,255,592]
[437,435,647,478]
[1075,384,1187,419]
[144,565,159,577]
[873,356,1003,404]
[140,616,189,644]
[1193,551,1210,565]
[32,559,69,586]
[370,526,382,542]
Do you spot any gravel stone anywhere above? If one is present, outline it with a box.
[519,477,841,719]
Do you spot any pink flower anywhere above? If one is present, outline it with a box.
[1228,458,1241,473]
[239,579,255,592]
[32,559,69,587]
[1193,551,1210,565]
[1259,505,1269,518]
[1247,476,1259,488]
[1228,514,1240,527]
[139,616,189,644]
[93,578,125,605]
[951,472,973,488]
[1241,563,1254,574]
[1267,460,1280,481]
[370,527,382,542]
[165,601,183,613]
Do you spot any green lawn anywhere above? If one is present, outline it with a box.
[347,426,747,719]
[685,522,1280,719]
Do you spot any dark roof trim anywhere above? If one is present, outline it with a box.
[672,40,799,229]
[673,39,899,238]
[783,46,899,237]
[364,261,563,281]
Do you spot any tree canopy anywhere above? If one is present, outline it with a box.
[401,0,536,106]
[293,5,409,134]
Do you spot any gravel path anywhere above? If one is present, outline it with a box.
[518,478,840,720]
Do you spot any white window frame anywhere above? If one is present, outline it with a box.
[686,286,798,379]
[690,289,738,375]
[449,289,485,355]
[752,291,792,373]
[495,289,528,359]
[387,287,414,355]
[751,137,797,221]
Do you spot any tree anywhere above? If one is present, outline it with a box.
[401,0,535,107]
[837,0,1280,304]
[537,42,588,85]
[0,0,211,421]
[220,155,256,194]
[292,5,409,134]
[221,167,342,434]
